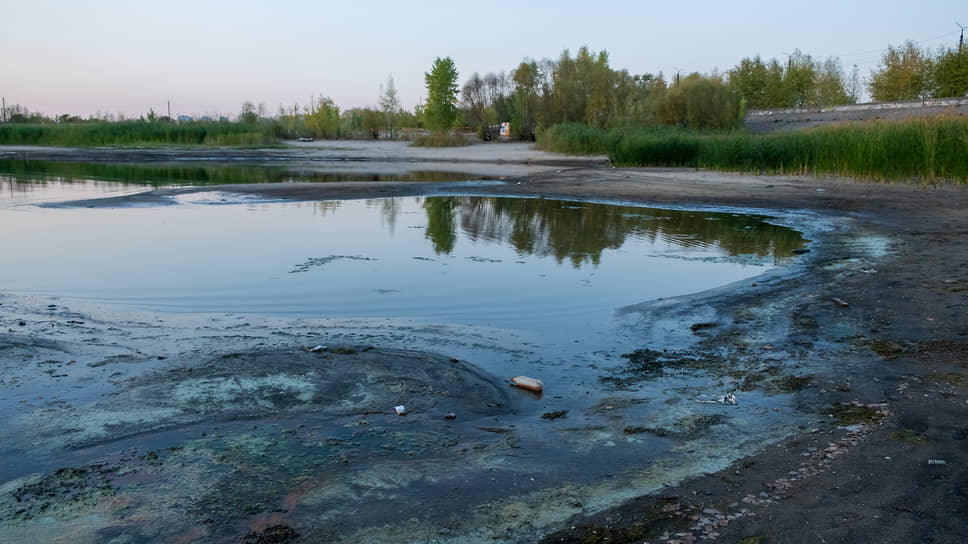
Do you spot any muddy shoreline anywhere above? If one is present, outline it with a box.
[2,145,967,543]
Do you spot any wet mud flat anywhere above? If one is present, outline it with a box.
[2,156,968,542]
[0,286,817,544]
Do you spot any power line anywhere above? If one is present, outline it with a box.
[816,30,961,60]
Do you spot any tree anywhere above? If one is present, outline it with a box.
[424,57,460,132]
[511,60,540,139]
[659,73,739,129]
[730,52,851,109]
[931,45,968,98]
[379,75,401,139]
[783,50,817,108]
[240,101,258,124]
[728,56,771,109]
[810,58,850,106]
[846,64,862,104]
[869,41,931,101]
[461,72,497,139]
[306,96,341,139]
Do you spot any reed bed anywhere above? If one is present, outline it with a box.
[539,117,968,183]
[0,121,279,147]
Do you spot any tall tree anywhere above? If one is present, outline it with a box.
[424,57,460,132]
[379,75,401,139]
[728,56,771,109]
[811,58,850,106]
[511,60,540,139]
[931,45,968,98]
[869,41,931,101]
[659,73,739,129]
[306,96,341,139]
[461,72,497,139]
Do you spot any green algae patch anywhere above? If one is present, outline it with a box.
[830,403,886,425]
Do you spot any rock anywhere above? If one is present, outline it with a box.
[444,413,456,420]
[792,248,810,254]
[540,410,568,420]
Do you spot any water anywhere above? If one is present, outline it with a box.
[0,170,813,542]
[1,175,806,400]
[1,185,802,332]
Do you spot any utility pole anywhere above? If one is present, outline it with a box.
[1,97,5,123]
[957,22,965,51]
[167,100,171,120]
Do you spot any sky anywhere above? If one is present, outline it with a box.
[2,0,964,119]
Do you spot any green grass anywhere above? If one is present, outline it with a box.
[0,121,279,147]
[534,122,618,155]
[410,132,470,147]
[538,117,968,183]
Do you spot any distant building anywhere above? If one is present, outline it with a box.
[177,115,193,122]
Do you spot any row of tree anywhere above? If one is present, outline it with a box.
[868,41,968,101]
[4,38,965,137]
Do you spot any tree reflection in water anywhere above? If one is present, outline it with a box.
[421,196,805,266]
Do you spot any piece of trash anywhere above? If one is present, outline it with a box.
[697,392,738,405]
[832,297,849,307]
[444,412,456,420]
[449,357,460,363]
[510,376,544,393]
[309,345,328,353]
[761,344,774,350]
[395,405,407,416]
[928,459,947,465]
[816,188,824,192]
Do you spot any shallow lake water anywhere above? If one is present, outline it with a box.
[0,168,814,542]
[1,175,804,359]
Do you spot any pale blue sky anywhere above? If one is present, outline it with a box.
[2,0,964,118]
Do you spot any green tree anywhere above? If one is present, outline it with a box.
[931,45,968,98]
[810,58,850,106]
[240,101,258,124]
[869,41,931,101]
[728,56,771,109]
[659,73,739,129]
[306,96,341,139]
[424,57,460,132]
[782,50,817,108]
[511,60,540,139]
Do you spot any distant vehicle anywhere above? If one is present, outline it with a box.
[297,137,315,142]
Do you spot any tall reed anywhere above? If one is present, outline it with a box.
[0,121,279,147]
[540,117,968,183]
